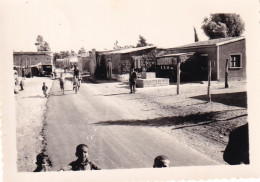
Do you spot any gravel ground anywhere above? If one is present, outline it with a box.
[15,76,54,172]
[132,80,247,162]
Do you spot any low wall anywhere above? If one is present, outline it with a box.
[116,74,129,82]
[141,72,156,79]
[136,78,169,88]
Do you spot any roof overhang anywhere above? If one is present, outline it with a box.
[156,52,195,58]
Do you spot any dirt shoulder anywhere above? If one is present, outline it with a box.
[87,79,247,163]
[135,80,247,163]
[16,77,54,172]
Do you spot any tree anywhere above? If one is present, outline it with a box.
[136,35,148,47]
[202,13,245,39]
[194,26,199,42]
[35,35,51,51]
[113,40,121,49]
[70,50,76,56]
[59,51,70,58]
[78,47,86,54]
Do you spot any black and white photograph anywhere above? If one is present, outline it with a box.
[0,0,260,181]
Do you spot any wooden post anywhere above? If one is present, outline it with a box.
[177,56,181,94]
[30,58,32,78]
[207,60,211,102]
[225,58,229,88]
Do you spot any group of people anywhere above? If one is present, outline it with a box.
[34,144,170,172]
[42,66,82,96]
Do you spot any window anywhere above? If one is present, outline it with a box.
[230,54,242,68]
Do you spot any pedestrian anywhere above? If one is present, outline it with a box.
[59,73,66,92]
[223,123,249,165]
[74,66,79,79]
[33,152,52,172]
[129,68,137,93]
[42,82,48,97]
[53,69,57,79]
[61,144,101,171]
[22,67,25,80]
[19,79,24,91]
[153,155,170,168]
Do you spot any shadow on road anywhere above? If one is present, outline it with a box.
[49,91,76,97]
[21,95,46,99]
[101,93,130,96]
[191,92,247,108]
[94,110,247,130]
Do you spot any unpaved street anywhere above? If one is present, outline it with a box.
[45,79,219,170]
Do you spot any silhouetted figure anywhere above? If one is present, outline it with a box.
[34,152,52,172]
[153,155,170,168]
[223,123,249,165]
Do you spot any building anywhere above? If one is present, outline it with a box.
[13,51,53,76]
[96,46,157,81]
[78,50,96,75]
[13,51,53,66]
[163,37,246,81]
[55,59,64,68]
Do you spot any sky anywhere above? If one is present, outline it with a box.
[0,0,258,53]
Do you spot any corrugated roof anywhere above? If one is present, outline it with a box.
[169,36,245,49]
[103,46,156,54]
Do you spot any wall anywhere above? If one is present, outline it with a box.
[13,54,52,66]
[111,54,121,74]
[219,39,246,81]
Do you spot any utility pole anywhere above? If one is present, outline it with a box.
[30,58,32,78]
[207,60,211,102]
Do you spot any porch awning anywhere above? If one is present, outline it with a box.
[156,52,195,58]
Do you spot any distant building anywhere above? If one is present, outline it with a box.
[161,37,246,82]
[13,51,53,67]
[78,50,96,75]
[55,59,64,68]
[13,51,53,76]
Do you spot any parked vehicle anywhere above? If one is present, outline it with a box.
[39,64,53,76]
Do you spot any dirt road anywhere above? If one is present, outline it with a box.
[45,79,220,170]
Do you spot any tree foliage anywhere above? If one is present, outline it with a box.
[35,35,51,51]
[202,13,245,39]
[78,47,86,54]
[136,35,149,47]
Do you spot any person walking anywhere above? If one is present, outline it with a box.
[42,82,48,97]
[129,68,137,93]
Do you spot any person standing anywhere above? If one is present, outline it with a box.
[22,67,25,80]
[129,68,137,93]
